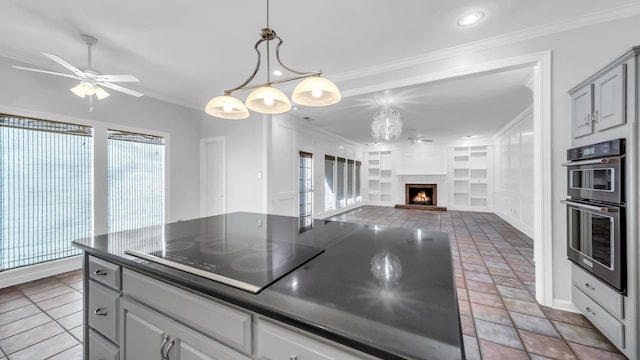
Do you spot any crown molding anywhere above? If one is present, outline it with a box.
[330,3,640,83]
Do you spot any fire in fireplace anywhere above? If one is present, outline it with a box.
[405,184,437,207]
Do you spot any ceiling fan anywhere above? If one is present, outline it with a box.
[12,34,143,106]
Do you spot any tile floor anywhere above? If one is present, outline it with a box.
[0,270,83,359]
[0,206,627,359]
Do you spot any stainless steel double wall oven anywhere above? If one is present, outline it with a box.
[562,138,626,293]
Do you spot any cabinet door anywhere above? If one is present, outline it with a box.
[172,320,251,360]
[571,84,593,138]
[594,64,626,132]
[121,299,171,360]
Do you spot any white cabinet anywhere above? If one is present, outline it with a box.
[120,298,250,360]
[85,255,122,360]
[570,64,626,138]
[366,151,393,204]
[257,319,375,360]
[448,145,492,211]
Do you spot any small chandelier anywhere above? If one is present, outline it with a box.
[205,0,341,119]
[371,102,403,142]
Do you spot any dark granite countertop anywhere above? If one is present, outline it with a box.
[73,212,463,360]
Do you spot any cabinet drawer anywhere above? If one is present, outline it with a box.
[572,265,623,318]
[89,281,120,344]
[257,319,373,360]
[89,329,119,360]
[89,256,122,291]
[573,286,624,349]
[122,269,252,355]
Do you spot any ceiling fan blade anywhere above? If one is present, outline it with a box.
[95,74,140,83]
[99,82,144,97]
[12,66,81,80]
[42,52,85,77]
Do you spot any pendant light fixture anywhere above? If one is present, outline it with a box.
[370,100,403,142]
[205,0,341,119]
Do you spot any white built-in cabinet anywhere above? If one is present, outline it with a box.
[566,46,639,360]
[367,151,393,205]
[448,145,492,211]
[570,64,626,138]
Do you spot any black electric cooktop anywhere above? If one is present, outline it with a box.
[126,229,323,294]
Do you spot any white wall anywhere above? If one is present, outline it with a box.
[335,15,640,306]
[199,112,266,214]
[267,114,364,218]
[494,106,534,237]
[0,55,202,226]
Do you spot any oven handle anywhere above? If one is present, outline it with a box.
[561,156,623,167]
[561,200,620,213]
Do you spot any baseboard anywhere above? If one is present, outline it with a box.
[0,256,82,289]
[552,298,580,313]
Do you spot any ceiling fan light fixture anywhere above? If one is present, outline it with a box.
[70,80,95,98]
[94,86,110,100]
[292,76,341,107]
[205,95,250,119]
[246,86,292,114]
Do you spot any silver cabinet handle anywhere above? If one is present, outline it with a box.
[586,306,596,316]
[164,339,175,360]
[160,336,170,360]
[592,110,599,123]
[93,269,107,276]
[584,114,590,126]
[93,308,108,316]
[290,355,298,360]
[585,282,595,291]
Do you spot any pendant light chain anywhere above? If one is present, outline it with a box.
[266,0,271,83]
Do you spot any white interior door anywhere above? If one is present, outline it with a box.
[200,137,225,217]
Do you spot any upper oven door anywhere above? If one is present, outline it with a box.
[564,156,623,204]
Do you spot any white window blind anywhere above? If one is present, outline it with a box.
[324,155,335,211]
[107,130,165,233]
[355,161,362,203]
[0,114,93,271]
[336,157,346,208]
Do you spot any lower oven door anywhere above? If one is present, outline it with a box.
[562,199,625,293]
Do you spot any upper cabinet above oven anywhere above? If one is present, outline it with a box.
[570,63,626,138]
[569,46,640,140]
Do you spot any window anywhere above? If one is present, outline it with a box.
[298,151,313,229]
[0,114,92,270]
[347,160,354,205]
[108,130,165,232]
[355,161,362,203]
[336,157,346,208]
[324,156,335,211]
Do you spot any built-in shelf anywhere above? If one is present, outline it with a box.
[367,151,393,204]
[449,145,492,210]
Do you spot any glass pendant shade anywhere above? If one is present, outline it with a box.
[205,95,250,119]
[292,76,341,106]
[371,106,403,142]
[94,86,111,100]
[245,86,291,114]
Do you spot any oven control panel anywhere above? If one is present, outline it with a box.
[567,138,625,161]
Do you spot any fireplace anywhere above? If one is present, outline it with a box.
[394,183,446,211]
[405,184,437,206]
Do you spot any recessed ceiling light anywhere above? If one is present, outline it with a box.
[272,69,283,76]
[464,135,474,138]
[457,11,485,27]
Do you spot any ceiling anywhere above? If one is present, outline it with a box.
[1,0,638,145]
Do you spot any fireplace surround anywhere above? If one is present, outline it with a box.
[395,183,447,211]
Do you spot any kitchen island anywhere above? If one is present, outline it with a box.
[73,212,463,360]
